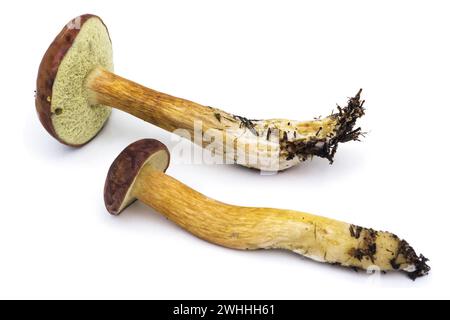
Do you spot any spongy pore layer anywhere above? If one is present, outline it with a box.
[51,17,113,145]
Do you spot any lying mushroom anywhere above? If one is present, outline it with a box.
[105,139,430,279]
[36,14,365,171]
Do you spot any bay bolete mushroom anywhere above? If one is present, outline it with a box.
[104,139,430,279]
[36,14,365,171]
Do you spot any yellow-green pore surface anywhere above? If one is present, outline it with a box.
[51,17,113,145]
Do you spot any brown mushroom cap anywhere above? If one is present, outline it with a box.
[36,14,113,146]
[104,139,171,215]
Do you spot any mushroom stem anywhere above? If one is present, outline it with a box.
[87,67,366,171]
[87,67,220,135]
[131,165,429,279]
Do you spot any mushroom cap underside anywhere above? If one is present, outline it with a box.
[104,139,171,215]
[36,14,113,146]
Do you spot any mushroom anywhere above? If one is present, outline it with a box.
[104,139,430,279]
[36,14,365,171]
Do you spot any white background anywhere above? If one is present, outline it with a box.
[1,0,448,299]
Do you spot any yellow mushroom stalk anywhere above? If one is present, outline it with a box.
[89,69,366,171]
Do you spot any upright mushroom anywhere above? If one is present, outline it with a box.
[36,14,365,171]
[104,139,430,280]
